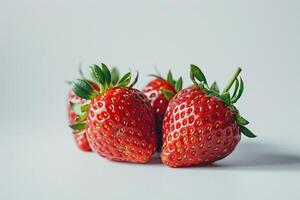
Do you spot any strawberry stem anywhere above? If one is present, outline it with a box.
[222,67,242,94]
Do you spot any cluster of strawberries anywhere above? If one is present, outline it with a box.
[67,63,255,168]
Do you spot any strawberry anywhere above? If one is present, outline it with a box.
[70,63,157,163]
[142,71,182,151]
[67,67,118,152]
[161,65,256,168]
[67,91,92,151]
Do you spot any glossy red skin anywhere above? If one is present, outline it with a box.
[86,87,157,163]
[161,86,241,168]
[142,78,176,150]
[67,91,92,152]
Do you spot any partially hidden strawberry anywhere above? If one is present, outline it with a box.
[70,63,157,163]
[68,91,92,151]
[142,71,182,151]
[161,65,256,168]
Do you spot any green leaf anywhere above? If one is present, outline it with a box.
[175,77,183,92]
[220,92,231,105]
[198,82,205,90]
[75,112,88,123]
[81,104,89,112]
[129,71,139,88]
[72,79,96,100]
[210,81,220,94]
[86,80,99,91]
[190,64,207,84]
[231,78,239,99]
[167,70,176,86]
[236,114,249,125]
[232,77,244,103]
[101,63,111,85]
[161,89,175,100]
[117,72,131,87]
[240,125,256,138]
[69,123,86,131]
[89,65,105,85]
[70,102,84,115]
[111,67,120,86]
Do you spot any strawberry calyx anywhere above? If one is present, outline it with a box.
[69,63,137,132]
[150,70,183,100]
[72,63,137,100]
[190,64,256,138]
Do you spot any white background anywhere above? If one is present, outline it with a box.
[1,0,300,199]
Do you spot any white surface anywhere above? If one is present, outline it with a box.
[2,133,300,200]
[1,0,300,199]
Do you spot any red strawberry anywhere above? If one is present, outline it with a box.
[161,65,256,168]
[67,91,92,151]
[143,71,182,150]
[70,63,157,163]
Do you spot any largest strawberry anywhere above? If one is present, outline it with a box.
[161,65,256,168]
[70,63,157,163]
